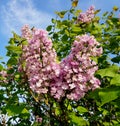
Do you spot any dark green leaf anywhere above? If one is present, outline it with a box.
[6,105,28,116]
[7,57,18,66]
[46,25,52,31]
[111,56,120,63]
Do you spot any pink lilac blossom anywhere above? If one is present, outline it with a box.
[50,34,102,101]
[77,6,95,23]
[20,25,58,94]
[20,25,102,101]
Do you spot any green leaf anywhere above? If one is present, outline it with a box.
[91,30,99,35]
[51,18,56,23]
[111,18,119,23]
[99,86,120,106]
[89,88,101,106]
[53,33,58,39]
[69,112,89,125]
[96,65,119,77]
[0,64,3,70]
[103,11,108,17]
[71,25,82,33]
[113,6,119,11]
[93,23,102,30]
[55,107,60,116]
[112,120,120,125]
[110,74,120,86]
[46,25,52,31]
[15,73,20,80]
[0,90,4,100]
[7,57,18,66]
[21,39,28,45]
[89,88,100,100]
[111,56,120,63]
[74,9,82,16]
[12,32,22,44]
[8,38,15,44]
[103,122,111,126]
[6,105,26,116]
[21,108,30,118]
[62,34,68,41]
[55,11,67,18]
[106,19,113,26]
[77,106,88,114]
[53,102,56,108]
[90,57,98,64]
[21,108,29,114]
[6,45,22,54]
[102,109,109,116]
[68,104,72,110]
[72,0,78,7]
[94,9,101,15]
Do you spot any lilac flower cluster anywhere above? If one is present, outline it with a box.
[20,25,102,101]
[20,25,58,94]
[51,34,103,100]
[77,6,95,23]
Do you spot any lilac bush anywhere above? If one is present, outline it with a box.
[0,2,120,125]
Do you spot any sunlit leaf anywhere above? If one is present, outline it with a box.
[6,45,22,54]
[77,106,88,114]
[110,74,120,86]
[69,112,89,125]
[94,9,101,15]
[72,0,78,7]
[71,25,82,32]
[55,11,67,18]
[0,64,3,70]
[96,65,119,77]
[113,6,119,11]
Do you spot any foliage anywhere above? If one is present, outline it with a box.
[0,1,120,126]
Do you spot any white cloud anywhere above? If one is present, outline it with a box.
[1,0,53,37]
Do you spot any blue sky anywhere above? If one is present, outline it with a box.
[0,0,120,61]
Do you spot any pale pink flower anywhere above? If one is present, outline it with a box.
[77,5,95,23]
